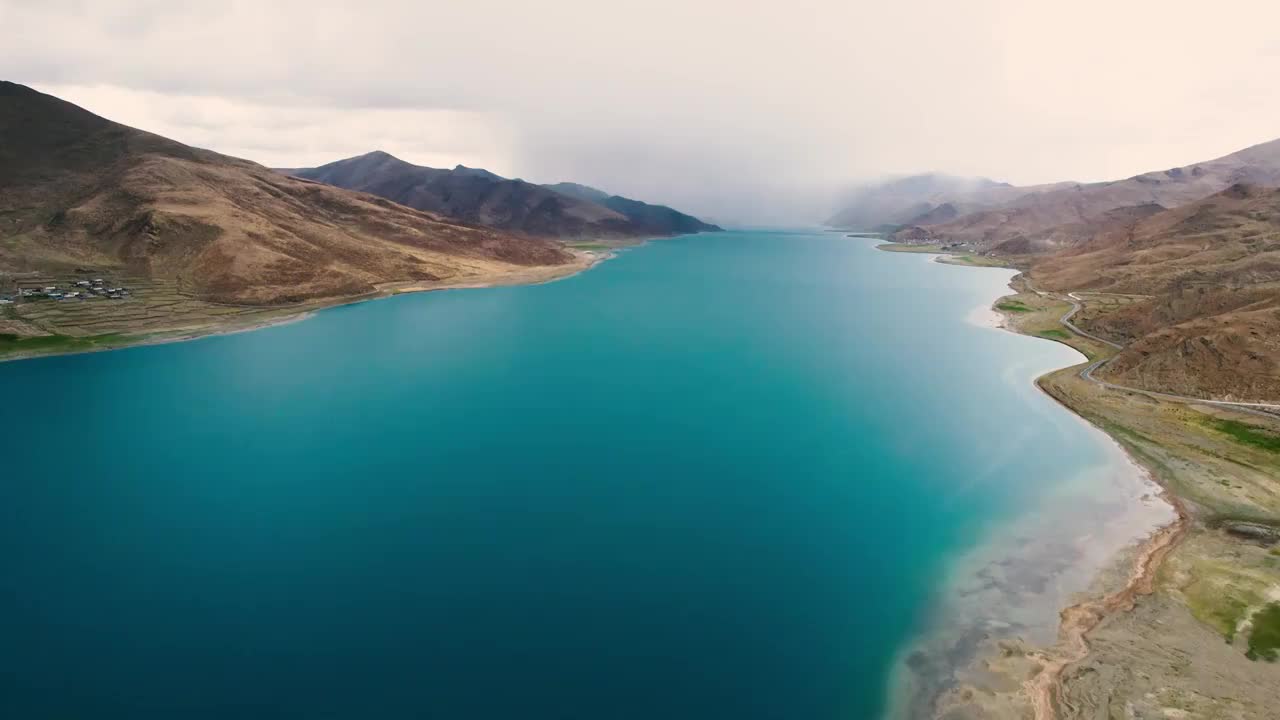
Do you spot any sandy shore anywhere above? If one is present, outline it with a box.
[1021,496,1189,720]
[879,240,1280,720]
[892,400,1177,720]
[879,250,1184,720]
[964,302,1007,332]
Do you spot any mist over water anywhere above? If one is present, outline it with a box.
[0,231,1163,719]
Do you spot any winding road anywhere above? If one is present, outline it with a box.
[1042,288,1280,417]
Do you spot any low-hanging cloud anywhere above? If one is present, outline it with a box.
[5,0,1280,226]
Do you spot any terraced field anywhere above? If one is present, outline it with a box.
[1069,292,1151,333]
[0,274,321,361]
[8,276,289,338]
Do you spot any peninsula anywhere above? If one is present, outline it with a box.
[0,82,717,362]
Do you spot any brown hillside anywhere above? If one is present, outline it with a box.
[1031,184,1280,399]
[0,82,570,305]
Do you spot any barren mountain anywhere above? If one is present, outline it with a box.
[1031,184,1280,399]
[0,82,570,304]
[543,182,722,237]
[285,154,720,240]
[900,138,1280,252]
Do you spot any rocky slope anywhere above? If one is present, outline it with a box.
[284,153,720,240]
[1031,184,1280,400]
[0,82,570,304]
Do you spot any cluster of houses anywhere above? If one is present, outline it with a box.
[1,278,132,303]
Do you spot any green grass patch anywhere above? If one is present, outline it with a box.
[1199,417,1280,455]
[1246,603,1280,661]
[1038,328,1072,340]
[566,242,612,250]
[940,254,1013,268]
[996,301,1032,313]
[1184,579,1259,642]
[876,243,942,253]
[0,332,136,357]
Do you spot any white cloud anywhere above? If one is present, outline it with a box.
[33,84,515,173]
[5,0,1280,224]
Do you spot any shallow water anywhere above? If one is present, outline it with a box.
[0,231,1163,719]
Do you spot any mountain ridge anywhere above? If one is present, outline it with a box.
[282,152,721,240]
[0,82,572,305]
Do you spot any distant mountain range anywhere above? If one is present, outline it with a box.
[828,139,1280,254]
[280,152,721,240]
[830,138,1280,401]
[0,82,571,305]
[826,174,1071,232]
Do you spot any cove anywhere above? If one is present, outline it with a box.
[0,230,1150,719]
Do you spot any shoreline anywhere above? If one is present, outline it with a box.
[0,248,611,365]
[879,247,1189,720]
[5,235,1262,716]
[1022,493,1190,720]
[955,250,1191,720]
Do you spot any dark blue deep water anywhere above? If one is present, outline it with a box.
[0,231,1101,719]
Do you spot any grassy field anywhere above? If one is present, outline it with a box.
[995,300,1031,312]
[990,282,1113,362]
[0,331,144,355]
[1247,603,1280,661]
[939,253,1015,268]
[1179,554,1271,643]
[876,242,944,253]
[1159,532,1280,667]
[1200,417,1280,455]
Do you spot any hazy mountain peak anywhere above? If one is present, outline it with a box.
[826,172,1028,230]
[451,164,504,181]
[888,133,1280,251]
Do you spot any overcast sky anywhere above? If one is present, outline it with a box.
[5,0,1280,225]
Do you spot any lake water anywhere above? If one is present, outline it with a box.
[0,230,1167,718]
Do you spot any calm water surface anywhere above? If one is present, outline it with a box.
[0,231,1127,718]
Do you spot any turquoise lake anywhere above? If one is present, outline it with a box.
[0,230,1164,718]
